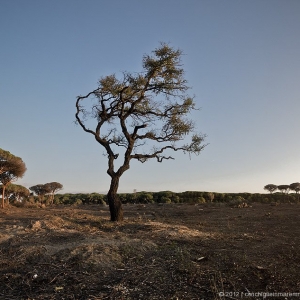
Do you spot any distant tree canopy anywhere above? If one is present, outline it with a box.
[30,182,63,205]
[289,182,300,193]
[44,182,63,204]
[75,43,206,221]
[277,185,290,194]
[0,148,26,208]
[264,184,278,194]
[52,189,300,206]
[29,184,48,203]
[264,182,300,196]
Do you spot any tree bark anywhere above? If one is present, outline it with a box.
[1,186,4,208]
[107,176,123,221]
[1,184,8,208]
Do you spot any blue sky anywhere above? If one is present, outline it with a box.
[1,0,300,194]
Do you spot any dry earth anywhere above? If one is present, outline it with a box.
[0,203,299,299]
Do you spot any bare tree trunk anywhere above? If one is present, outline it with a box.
[1,187,4,208]
[107,176,123,221]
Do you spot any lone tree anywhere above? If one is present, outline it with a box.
[44,182,63,204]
[264,184,278,194]
[75,44,206,221]
[0,149,26,208]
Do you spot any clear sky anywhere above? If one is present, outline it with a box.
[1,0,300,194]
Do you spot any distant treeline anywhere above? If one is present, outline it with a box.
[50,190,299,206]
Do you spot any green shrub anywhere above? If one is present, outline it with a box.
[228,196,244,206]
[137,192,154,203]
[73,199,82,205]
[160,196,172,204]
[261,197,270,203]
[172,195,180,203]
[196,197,206,204]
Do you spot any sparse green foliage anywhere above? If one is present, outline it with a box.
[76,43,206,221]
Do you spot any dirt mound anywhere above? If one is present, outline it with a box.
[30,220,42,230]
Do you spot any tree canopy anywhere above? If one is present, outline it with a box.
[30,182,63,205]
[76,43,206,221]
[1,184,30,203]
[0,148,18,175]
[44,182,63,204]
[289,182,300,193]
[277,185,290,194]
[0,148,26,208]
[264,184,278,194]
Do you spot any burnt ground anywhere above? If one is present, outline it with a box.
[0,203,299,299]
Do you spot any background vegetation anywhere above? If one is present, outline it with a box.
[3,187,300,208]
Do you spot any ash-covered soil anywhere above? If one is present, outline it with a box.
[0,203,299,299]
